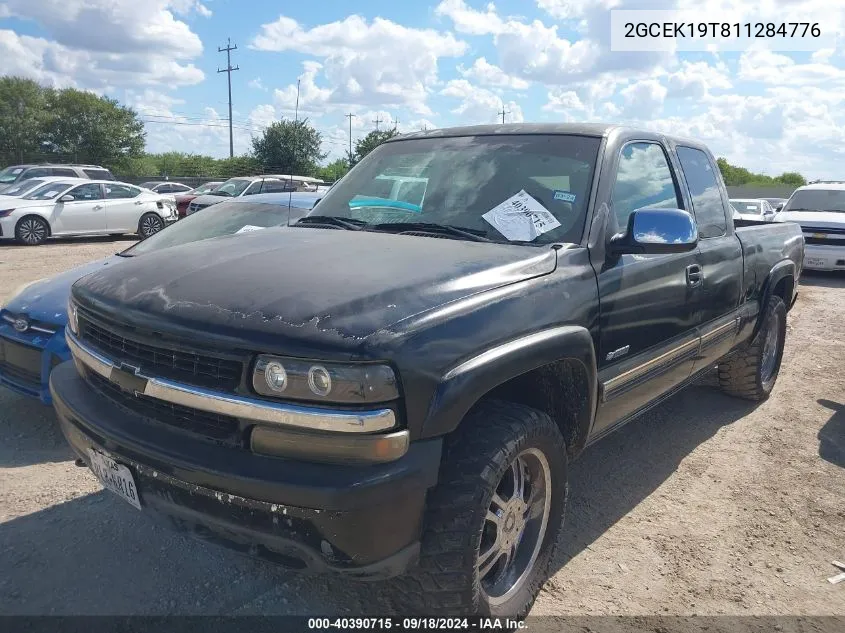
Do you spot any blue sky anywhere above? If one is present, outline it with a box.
[1,0,844,178]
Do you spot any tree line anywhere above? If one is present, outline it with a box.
[0,75,807,187]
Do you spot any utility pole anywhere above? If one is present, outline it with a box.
[294,79,300,124]
[345,113,356,165]
[498,107,510,124]
[217,38,240,158]
[373,115,383,131]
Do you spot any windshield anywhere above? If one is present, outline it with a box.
[0,166,25,184]
[783,189,845,213]
[192,182,220,194]
[139,182,160,189]
[23,181,76,200]
[311,134,601,244]
[123,200,304,256]
[215,178,252,197]
[731,200,762,214]
[0,178,47,196]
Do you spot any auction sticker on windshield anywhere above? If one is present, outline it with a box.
[483,190,561,241]
[88,448,142,510]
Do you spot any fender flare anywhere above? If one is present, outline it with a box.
[419,325,598,447]
[753,259,795,341]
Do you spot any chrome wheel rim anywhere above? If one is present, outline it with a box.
[19,218,46,244]
[478,448,552,606]
[141,216,163,237]
[761,312,781,387]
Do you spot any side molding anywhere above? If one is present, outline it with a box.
[420,325,598,442]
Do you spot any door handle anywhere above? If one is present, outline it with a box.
[686,264,703,288]
[93,205,103,210]
[135,201,143,205]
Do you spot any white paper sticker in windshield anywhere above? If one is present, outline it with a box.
[746,205,757,210]
[235,225,265,234]
[482,190,561,241]
[11,168,23,174]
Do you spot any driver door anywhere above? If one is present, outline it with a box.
[592,142,702,436]
[52,183,105,234]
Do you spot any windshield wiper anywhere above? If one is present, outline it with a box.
[371,222,492,242]
[294,215,369,231]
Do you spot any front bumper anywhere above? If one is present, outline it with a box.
[0,318,68,404]
[803,244,845,271]
[49,361,442,578]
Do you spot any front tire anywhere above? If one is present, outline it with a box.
[396,400,568,617]
[15,215,49,245]
[718,295,787,401]
[138,213,164,238]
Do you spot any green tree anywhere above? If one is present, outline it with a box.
[0,77,51,163]
[351,128,399,166]
[316,158,348,182]
[251,119,326,176]
[44,88,145,167]
[775,172,806,188]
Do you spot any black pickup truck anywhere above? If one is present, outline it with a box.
[50,124,804,617]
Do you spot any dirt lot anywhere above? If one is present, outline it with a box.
[0,237,843,616]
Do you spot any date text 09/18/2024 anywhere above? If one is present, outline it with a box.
[307,618,527,630]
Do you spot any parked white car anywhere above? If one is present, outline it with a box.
[775,183,845,271]
[730,198,777,221]
[0,179,177,245]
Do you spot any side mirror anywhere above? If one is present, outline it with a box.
[774,203,784,212]
[59,194,74,202]
[609,208,698,256]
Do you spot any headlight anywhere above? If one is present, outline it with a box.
[67,298,78,335]
[252,355,399,403]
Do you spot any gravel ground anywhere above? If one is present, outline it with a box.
[0,238,843,616]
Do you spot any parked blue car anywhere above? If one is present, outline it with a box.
[0,192,321,404]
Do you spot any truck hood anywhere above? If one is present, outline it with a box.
[776,211,845,228]
[72,228,558,353]
[5,256,121,325]
[190,193,233,206]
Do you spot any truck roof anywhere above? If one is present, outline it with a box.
[388,123,709,150]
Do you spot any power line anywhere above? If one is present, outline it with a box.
[217,38,240,158]
[345,113,356,160]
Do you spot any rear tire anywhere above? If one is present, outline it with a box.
[15,215,49,246]
[395,400,568,617]
[138,213,164,238]
[718,295,787,401]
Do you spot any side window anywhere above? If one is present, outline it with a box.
[83,169,113,180]
[68,183,103,201]
[104,184,140,199]
[260,179,288,193]
[156,184,171,193]
[243,181,262,196]
[611,142,681,231]
[51,167,78,177]
[173,184,192,192]
[25,168,51,178]
[676,146,727,239]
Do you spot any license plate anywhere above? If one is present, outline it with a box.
[805,257,826,267]
[88,448,142,510]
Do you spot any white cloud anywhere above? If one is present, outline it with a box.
[434,0,505,35]
[248,77,266,91]
[536,0,620,19]
[459,57,530,89]
[252,14,466,114]
[440,79,524,123]
[0,1,205,89]
[620,79,667,116]
[0,30,204,89]
[663,61,732,99]
[738,49,845,87]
